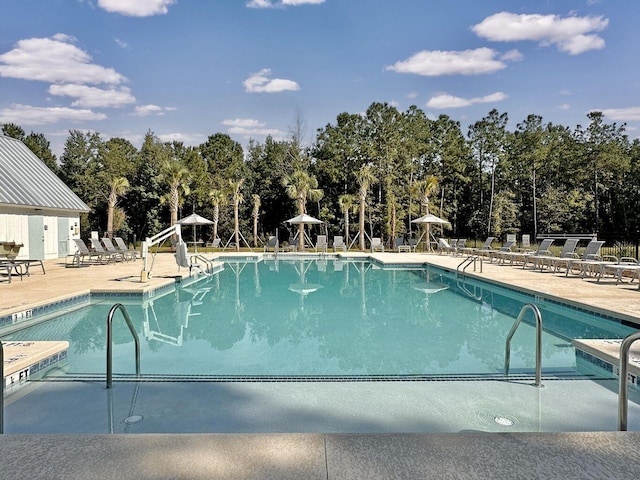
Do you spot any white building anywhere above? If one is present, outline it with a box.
[0,135,90,260]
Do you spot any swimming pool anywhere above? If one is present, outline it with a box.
[3,258,640,433]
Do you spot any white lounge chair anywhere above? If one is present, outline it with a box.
[102,237,130,261]
[315,235,328,253]
[333,236,346,252]
[371,237,384,252]
[114,237,139,261]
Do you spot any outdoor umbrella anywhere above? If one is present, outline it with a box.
[177,213,214,252]
[286,214,323,250]
[411,214,451,251]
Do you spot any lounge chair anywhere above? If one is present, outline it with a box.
[371,237,384,252]
[437,238,454,255]
[0,259,29,283]
[89,238,122,263]
[408,238,418,252]
[535,238,580,272]
[499,239,554,267]
[462,237,495,255]
[454,239,467,255]
[102,237,130,261]
[558,240,606,276]
[205,238,221,250]
[264,236,278,252]
[315,235,328,253]
[333,236,346,252]
[485,240,516,263]
[394,237,411,252]
[114,237,139,260]
[67,238,103,266]
[598,257,640,286]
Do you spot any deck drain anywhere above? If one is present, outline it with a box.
[493,416,515,426]
[124,415,143,424]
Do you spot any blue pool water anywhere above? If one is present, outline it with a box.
[2,258,636,379]
[4,257,640,434]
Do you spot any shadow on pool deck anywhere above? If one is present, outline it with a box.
[2,251,640,478]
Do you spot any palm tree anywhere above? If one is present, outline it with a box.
[355,165,376,251]
[208,188,226,243]
[106,176,129,238]
[159,158,191,227]
[252,194,261,248]
[282,170,323,250]
[230,178,245,252]
[338,193,356,246]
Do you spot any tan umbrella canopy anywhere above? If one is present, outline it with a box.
[177,213,213,252]
[411,214,451,251]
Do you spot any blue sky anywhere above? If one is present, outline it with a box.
[1,0,639,158]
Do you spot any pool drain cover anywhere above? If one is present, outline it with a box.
[493,416,515,426]
[124,415,143,424]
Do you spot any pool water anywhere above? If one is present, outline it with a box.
[3,258,636,378]
[3,258,640,434]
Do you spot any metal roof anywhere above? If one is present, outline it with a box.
[0,135,90,213]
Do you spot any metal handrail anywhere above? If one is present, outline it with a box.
[457,255,482,277]
[0,341,4,433]
[107,303,141,389]
[618,331,640,430]
[505,303,543,387]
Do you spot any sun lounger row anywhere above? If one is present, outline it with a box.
[66,237,138,267]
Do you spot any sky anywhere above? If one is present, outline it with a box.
[1,0,640,159]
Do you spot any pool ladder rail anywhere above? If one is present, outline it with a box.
[504,303,543,388]
[106,303,141,389]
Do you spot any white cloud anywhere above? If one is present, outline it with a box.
[501,49,523,62]
[598,107,640,122]
[0,103,107,125]
[157,133,203,144]
[427,92,508,109]
[386,48,508,76]
[97,0,176,17]
[223,118,265,128]
[115,38,129,49]
[472,12,608,55]
[49,84,135,108]
[0,35,126,85]
[222,118,284,137]
[131,104,174,117]
[243,69,300,93]
[247,0,324,8]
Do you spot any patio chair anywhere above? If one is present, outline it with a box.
[102,237,130,261]
[408,238,418,252]
[90,238,122,263]
[114,237,139,261]
[454,239,467,256]
[315,235,328,253]
[394,237,411,252]
[597,257,640,285]
[67,238,102,267]
[371,237,384,252]
[333,236,346,252]
[264,236,278,252]
[499,239,554,267]
[462,237,495,256]
[485,240,516,263]
[558,240,606,276]
[437,238,454,255]
[534,238,580,272]
[205,238,221,250]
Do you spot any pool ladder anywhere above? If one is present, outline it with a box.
[457,255,482,276]
[618,331,640,430]
[504,303,543,388]
[106,303,141,389]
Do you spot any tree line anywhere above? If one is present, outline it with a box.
[3,101,640,250]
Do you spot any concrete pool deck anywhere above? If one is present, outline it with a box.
[1,250,640,479]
